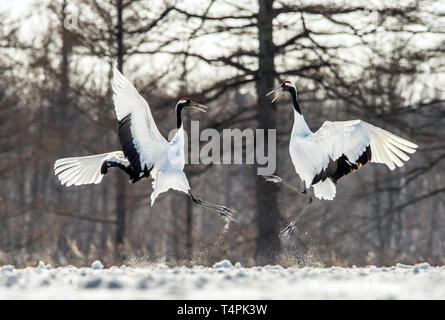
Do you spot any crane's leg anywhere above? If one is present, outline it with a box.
[262,175,306,195]
[280,188,313,239]
[189,191,237,223]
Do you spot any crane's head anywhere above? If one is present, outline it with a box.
[266,80,297,103]
[175,98,208,113]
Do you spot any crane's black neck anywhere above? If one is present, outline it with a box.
[176,104,184,129]
[289,88,302,115]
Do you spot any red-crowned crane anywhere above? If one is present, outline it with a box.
[54,62,236,221]
[265,80,418,238]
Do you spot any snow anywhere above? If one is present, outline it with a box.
[212,260,233,269]
[38,261,51,270]
[0,261,444,299]
[1,265,14,272]
[91,260,104,270]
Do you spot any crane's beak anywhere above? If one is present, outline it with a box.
[190,101,208,113]
[266,86,284,103]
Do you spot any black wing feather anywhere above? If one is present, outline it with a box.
[311,146,372,185]
[118,114,142,174]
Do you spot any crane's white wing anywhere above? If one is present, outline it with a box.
[112,62,168,174]
[54,151,129,186]
[314,120,418,171]
[312,120,359,161]
[299,120,417,200]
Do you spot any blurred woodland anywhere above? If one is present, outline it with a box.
[1,0,445,267]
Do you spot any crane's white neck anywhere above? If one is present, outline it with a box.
[292,110,311,137]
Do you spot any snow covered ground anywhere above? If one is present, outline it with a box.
[0,260,444,299]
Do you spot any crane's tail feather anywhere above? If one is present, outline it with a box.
[312,178,336,200]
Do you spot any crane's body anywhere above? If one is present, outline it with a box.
[149,125,190,205]
[266,81,418,236]
[54,62,235,221]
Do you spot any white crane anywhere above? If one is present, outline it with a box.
[265,80,418,237]
[54,62,236,221]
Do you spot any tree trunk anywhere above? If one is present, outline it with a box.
[373,167,386,266]
[254,0,281,265]
[181,52,193,264]
[114,0,127,261]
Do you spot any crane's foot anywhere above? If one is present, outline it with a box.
[216,208,237,222]
[263,174,307,195]
[279,220,297,239]
[191,195,237,223]
[279,191,313,238]
[189,191,237,222]
[201,200,237,222]
[263,175,283,184]
[202,201,237,215]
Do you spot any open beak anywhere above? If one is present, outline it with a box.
[266,86,284,103]
[190,101,208,113]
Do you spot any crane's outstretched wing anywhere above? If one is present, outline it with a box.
[54,151,129,186]
[112,62,167,174]
[312,120,418,183]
